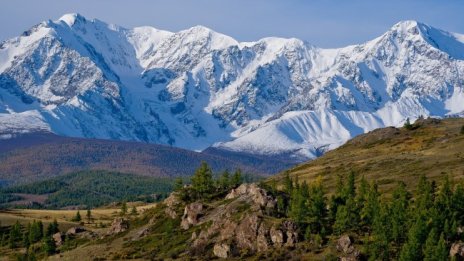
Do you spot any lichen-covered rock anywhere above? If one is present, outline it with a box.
[337,235,361,260]
[270,226,284,247]
[164,192,181,219]
[450,242,464,258]
[282,220,298,247]
[257,223,271,252]
[66,226,86,236]
[181,202,203,230]
[225,184,276,208]
[53,232,64,246]
[235,214,260,252]
[107,218,129,234]
[213,242,231,258]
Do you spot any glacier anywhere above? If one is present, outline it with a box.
[0,14,463,161]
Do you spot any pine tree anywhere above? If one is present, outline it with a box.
[120,202,127,216]
[333,205,349,235]
[86,208,92,223]
[28,220,43,243]
[219,170,230,190]
[45,219,59,237]
[289,181,309,225]
[423,228,438,261]
[404,118,413,130]
[9,221,21,248]
[434,233,448,261]
[72,210,82,222]
[173,177,184,191]
[231,169,243,188]
[360,182,380,228]
[191,161,214,196]
[42,236,56,255]
[399,214,428,261]
[307,177,326,232]
[283,172,293,195]
[131,206,138,215]
[390,182,410,245]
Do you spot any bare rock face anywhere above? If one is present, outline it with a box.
[282,220,298,247]
[257,223,271,252]
[53,232,64,246]
[337,235,360,260]
[450,242,464,258]
[270,226,284,247]
[225,184,276,208]
[213,242,231,258]
[164,192,181,219]
[181,202,203,230]
[235,214,260,251]
[66,226,86,236]
[108,218,129,235]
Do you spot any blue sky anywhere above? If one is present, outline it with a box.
[0,0,463,48]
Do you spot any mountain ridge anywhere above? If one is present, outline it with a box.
[1,14,463,161]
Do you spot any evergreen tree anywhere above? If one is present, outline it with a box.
[120,202,127,216]
[283,172,293,195]
[460,125,464,135]
[434,233,448,261]
[9,221,21,248]
[390,182,410,245]
[42,236,56,255]
[173,177,184,191]
[219,170,230,190]
[86,208,92,223]
[307,177,326,232]
[360,182,380,228]
[231,169,243,188]
[289,181,309,225]
[131,206,138,215]
[191,161,214,196]
[45,219,59,237]
[334,205,350,235]
[399,214,428,261]
[423,228,438,261]
[452,182,464,226]
[72,210,82,222]
[28,220,43,243]
[404,118,413,130]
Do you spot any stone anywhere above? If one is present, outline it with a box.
[225,183,275,208]
[213,242,231,258]
[66,226,86,236]
[257,223,270,252]
[180,202,203,230]
[164,192,181,219]
[107,217,129,234]
[282,220,298,247]
[450,242,464,258]
[52,232,64,246]
[270,226,284,247]
[337,235,354,254]
[235,214,260,252]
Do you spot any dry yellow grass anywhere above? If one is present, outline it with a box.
[271,118,464,195]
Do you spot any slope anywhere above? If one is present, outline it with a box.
[272,117,464,193]
[0,132,290,186]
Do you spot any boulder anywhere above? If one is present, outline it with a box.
[282,220,298,247]
[225,183,276,208]
[337,235,360,260]
[235,214,260,252]
[257,223,271,252]
[66,226,86,236]
[107,217,129,234]
[181,202,203,230]
[270,226,284,247]
[450,242,464,258]
[164,192,181,219]
[213,242,231,258]
[52,232,64,246]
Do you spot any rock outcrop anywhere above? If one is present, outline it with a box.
[226,183,276,209]
[450,242,464,259]
[107,218,129,235]
[337,235,360,260]
[181,202,204,230]
[164,192,181,219]
[53,232,65,246]
[66,226,86,236]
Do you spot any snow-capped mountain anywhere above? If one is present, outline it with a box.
[0,14,463,161]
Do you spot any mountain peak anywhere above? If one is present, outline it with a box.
[58,13,87,27]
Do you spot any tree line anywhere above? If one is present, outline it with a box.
[264,172,464,260]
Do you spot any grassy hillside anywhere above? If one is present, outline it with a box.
[0,132,288,185]
[273,118,464,194]
[0,171,173,208]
